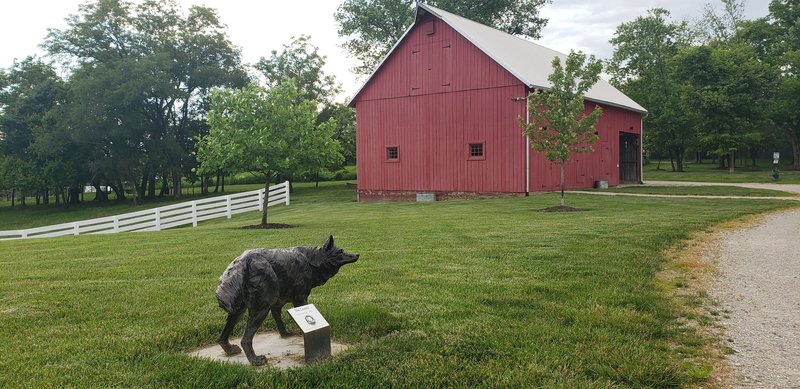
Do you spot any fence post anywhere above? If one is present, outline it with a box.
[113,216,119,233]
[192,202,198,227]
[258,189,264,212]
[226,196,232,219]
[21,230,27,239]
[285,181,290,205]
[155,209,161,231]
[73,222,80,236]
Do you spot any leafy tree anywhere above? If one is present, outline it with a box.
[335,0,549,74]
[45,0,247,199]
[740,0,800,169]
[317,103,356,165]
[697,0,747,43]
[520,51,603,207]
[197,82,341,226]
[0,58,71,205]
[674,43,775,172]
[608,9,693,171]
[254,35,340,104]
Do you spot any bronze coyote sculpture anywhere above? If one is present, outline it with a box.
[215,235,359,366]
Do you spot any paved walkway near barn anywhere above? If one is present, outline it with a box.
[707,208,800,388]
[569,180,800,201]
[644,180,800,195]
[574,181,800,388]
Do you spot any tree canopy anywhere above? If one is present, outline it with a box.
[197,82,341,226]
[43,0,248,201]
[335,0,549,74]
[608,8,694,171]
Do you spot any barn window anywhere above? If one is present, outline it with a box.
[468,143,485,160]
[386,146,399,161]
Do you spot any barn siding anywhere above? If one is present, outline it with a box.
[355,14,528,195]
[528,102,642,191]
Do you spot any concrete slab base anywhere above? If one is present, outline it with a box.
[188,332,349,369]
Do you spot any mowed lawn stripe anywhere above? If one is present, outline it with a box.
[0,182,793,387]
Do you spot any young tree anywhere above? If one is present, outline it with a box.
[197,82,341,227]
[335,0,549,74]
[520,51,603,207]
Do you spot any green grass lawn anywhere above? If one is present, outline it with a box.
[644,160,800,183]
[0,182,795,387]
[0,184,266,230]
[596,185,798,197]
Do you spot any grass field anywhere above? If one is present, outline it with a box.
[0,184,266,230]
[596,185,798,197]
[644,160,800,184]
[0,182,795,387]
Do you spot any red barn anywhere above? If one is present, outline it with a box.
[349,3,646,201]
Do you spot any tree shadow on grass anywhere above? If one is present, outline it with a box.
[540,206,586,212]
[241,223,296,230]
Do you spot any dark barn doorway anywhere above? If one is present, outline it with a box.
[619,132,641,184]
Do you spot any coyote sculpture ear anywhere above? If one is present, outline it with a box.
[323,235,334,252]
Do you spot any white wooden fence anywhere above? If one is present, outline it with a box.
[0,181,290,241]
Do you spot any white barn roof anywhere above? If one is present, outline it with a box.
[351,3,646,114]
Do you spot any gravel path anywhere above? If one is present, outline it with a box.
[645,180,800,194]
[710,208,800,388]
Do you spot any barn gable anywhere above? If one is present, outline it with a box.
[351,3,646,114]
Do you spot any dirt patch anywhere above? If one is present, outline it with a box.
[540,205,585,212]
[241,223,295,230]
[188,331,350,370]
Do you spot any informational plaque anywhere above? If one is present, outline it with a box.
[287,304,331,363]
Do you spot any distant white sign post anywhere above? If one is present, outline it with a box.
[287,304,331,363]
[773,152,781,180]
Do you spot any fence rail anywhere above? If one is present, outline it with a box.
[0,181,290,241]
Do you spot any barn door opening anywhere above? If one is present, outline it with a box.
[619,132,641,184]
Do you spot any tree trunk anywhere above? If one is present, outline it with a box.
[315,169,320,188]
[94,184,109,202]
[221,173,225,193]
[695,151,702,164]
[147,173,156,199]
[69,186,81,205]
[261,176,270,226]
[791,136,800,170]
[159,175,169,197]
[670,154,675,172]
[44,188,49,205]
[11,189,15,207]
[113,180,126,201]
[214,173,220,193]
[559,164,565,207]
[674,148,685,172]
[173,173,182,199]
[656,158,662,171]
[728,152,735,173]
[719,156,726,170]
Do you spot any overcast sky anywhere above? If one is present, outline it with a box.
[0,0,771,103]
